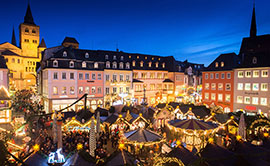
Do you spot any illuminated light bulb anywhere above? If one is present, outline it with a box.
[236,135,242,141]
[119,143,125,150]
[33,144,40,151]
[77,143,83,150]
[264,133,269,137]
[208,138,214,144]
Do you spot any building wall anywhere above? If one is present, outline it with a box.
[0,69,8,89]
[233,67,270,115]
[202,71,234,112]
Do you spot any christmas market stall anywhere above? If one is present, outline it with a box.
[167,119,219,151]
[129,113,150,130]
[121,128,166,157]
[103,114,131,132]
[0,86,11,125]
[154,107,175,128]
[103,149,138,166]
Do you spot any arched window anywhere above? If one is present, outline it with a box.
[132,61,136,67]
[252,57,257,64]
[119,62,124,69]
[140,61,144,67]
[113,55,116,60]
[148,62,152,67]
[85,52,89,58]
[63,51,67,57]
[53,60,58,67]
[155,62,159,68]
[25,28,29,33]
[32,29,36,33]
[120,56,124,60]
[126,62,130,69]
[162,62,165,68]
[106,61,110,68]
[69,61,74,68]
[112,62,117,69]
[215,62,219,67]
[82,61,86,68]
[105,55,109,59]
[94,62,99,69]
[221,62,224,67]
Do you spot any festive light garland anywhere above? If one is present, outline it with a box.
[153,156,185,166]
[250,119,270,129]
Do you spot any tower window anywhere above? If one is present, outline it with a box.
[32,40,37,44]
[24,39,29,43]
[32,29,36,33]
[25,28,29,33]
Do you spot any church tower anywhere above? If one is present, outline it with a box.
[250,4,257,38]
[19,3,40,59]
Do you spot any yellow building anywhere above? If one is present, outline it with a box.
[0,4,46,90]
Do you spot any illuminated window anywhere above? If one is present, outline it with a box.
[112,62,117,69]
[85,87,89,94]
[63,51,67,57]
[261,83,268,91]
[132,61,136,67]
[218,83,223,90]
[82,61,86,68]
[238,71,244,78]
[164,73,168,78]
[119,62,124,69]
[70,87,75,95]
[137,56,139,59]
[106,61,110,68]
[133,73,138,79]
[215,62,218,67]
[126,75,130,81]
[79,87,83,94]
[253,70,259,77]
[62,87,67,95]
[162,63,165,68]
[126,62,130,69]
[148,62,152,67]
[150,73,155,79]
[237,96,243,103]
[262,70,268,77]
[140,61,144,67]
[237,83,243,90]
[211,83,216,90]
[94,62,98,69]
[252,83,259,91]
[205,83,209,90]
[156,62,159,68]
[53,87,58,95]
[211,93,216,101]
[221,62,224,67]
[225,94,230,102]
[218,94,223,101]
[252,97,258,105]
[92,87,96,94]
[261,98,267,106]
[245,83,251,90]
[205,93,209,100]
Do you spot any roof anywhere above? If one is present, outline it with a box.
[0,86,10,100]
[168,119,218,130]
[163,79,173,83]
[104,114,119,124]
[24,3,35,25]
[0,56,7,69]
[38,38,46,48]
[95,107,109,117]
[62,37,79,44]
[205,53,240,71]
[1,49,20,57]
[132,79,143,83]
[124,128,162,142]
[24,152,48,166]
[104,150,137,166]
[75,109,94,123]
[167,146,199,165]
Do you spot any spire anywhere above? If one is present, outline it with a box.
[38,38,47,48]
[24,3,35,25]
[250,3,257,38]
[11,27,17,46]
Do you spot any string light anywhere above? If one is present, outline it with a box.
[77,143,83,150]
[33,144,40,151]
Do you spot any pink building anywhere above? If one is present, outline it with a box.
[0,55,9,89]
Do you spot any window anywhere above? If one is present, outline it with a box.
[245,71,251,78]
[82,61,86,68]
[94,62,98,69]
[252,83,259,91]
[113,56,116,60]
[227,73,231,79]
[140,61,144,67]
[262,70,268,77]
[126,87,130,93]
[253,70,259,78]
[125,62,130,69]
[112,62,117,69]
[25,28,29,32]
[218,83,223,90]
[252,97,259,105]
[261,98,267,106]
[218,94,223,101]
[157,73,162,79]
[113,87,117,93]
[105,75,109,81]
[215,73,219,79]
[113,74,117,81]
[120,74,124,81]
[62,87,67,95]
[245,83,251,90]
[105,87,110,94]
[211,93,216,101]
[105,55,109,59]
[221,73,225,79]
[162,63,165,68]
[120,56,124,60]
[69,61,74,68]
[237,96,243,103]
[79,73,83,80]
[32,29,36,33]
[211,83,216,90]
[85,73,89,80]
[215,62,218,67]
[210,73,214,79]
[53,87,58,95]
[205,83,209,90]
[32,40,37,44]
[53,60,58,67]
[119,62,124,69]
[225,83,231,91]
[132,61,136,67]
[225,94,230,102]
[238,71,244,78]
[85,87,90,94]
[176,75,181,81]
[205,74,208,79]
[148,62,152,67]
[244,97,250,104]
[157,84,162,90]
[221,62,224,67]
[150,84,155,90]
[98,74,101,80]
[106,61,110,68]
[142,73,147,79]
[92,73,96,80]
[205,93,209,100]
[53,72,58,79]
[164,73,168,78]
[133,72,138,79]
[126,75,130,81]
[85,53,89,58]
[261,83,268,91]
[24,39,29,42]
[137,56,139,59]
[150,73,155,79]
[70,73,74,79]
[63,51,67,57]
[155,62,159,68]
[119,87,123,93]
[70,87,75,95]
[17,59,20,63]
[26,67,28,72]
[237,83,243,90]
[98,87,102,94]
[79,87,83,94]
[62,72,66,79]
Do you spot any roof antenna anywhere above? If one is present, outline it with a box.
[116,41,119,52]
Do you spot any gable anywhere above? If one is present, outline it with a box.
[0,42,21,55]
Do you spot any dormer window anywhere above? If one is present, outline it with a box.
[140,61,144,67]
[85,52,89,58]
[63,51,67,57]
[94,62,98,69]
[152,57,154,60]
[252,57,257,64]
[145,57,147,60]
[132,61,136,67]
[126,62,130,69]
[112,62,117,69]
[120,56,124,60]
[25,28,29,33]
[129,55,131,58]
[113,55,116,60]
[106,61,110,68]
[162,62,165,68]
[148,62,152,67]
[119,62,124,69]
[105,55,109,59]
[221,62,224,67]
[137,56,139,59]
[82,61,86,68]
[156,62,159,68]
[178,66,181,71]
[53,60,58,67]
[215,62,218,67]
[69,61,74,68]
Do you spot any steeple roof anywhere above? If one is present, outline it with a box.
[11,27,17,46]
[24,3,35,25]
[38,38,46,48]
[250,4,257,38]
